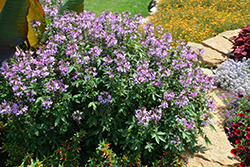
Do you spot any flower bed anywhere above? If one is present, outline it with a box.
[219,92,250,166]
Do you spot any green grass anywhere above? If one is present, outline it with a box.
[84,0,152,17]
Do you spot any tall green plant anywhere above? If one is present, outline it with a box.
[0,0,84,61]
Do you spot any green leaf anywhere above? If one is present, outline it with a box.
[61,115,67,123]
[145,142,154,152]
[155,135,160,144]
[58,0,84,15]
[0,0,29,61]
[158,136,166,142]
[35,97,44,103]
[182,132,187,139]
[156,131,166,135]
[0,0,46,61]
[86,116,92,124]
[92,117,97,126]
[204,135,212,146]
[112,134,118,145]
[88,102,97,110]
[31,90,37,95]
[34,128,39,136]
[152,93,156,101]
[164,144,169,150]
[54,117,60,127]
[209,124,216,132]
[68,65,75,73]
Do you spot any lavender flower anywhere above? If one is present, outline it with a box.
[72,110,83,121]
[135,107,162,126]
[98,92,112,104]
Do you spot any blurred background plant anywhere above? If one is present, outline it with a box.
[148,0,250,46]
[84,0,152,17]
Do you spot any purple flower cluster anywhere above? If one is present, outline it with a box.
[135,107,162,126]
[40,96,53,109]
[170,136,181,146]
[30,19,41,28]
[218,90,246,128]
[98,92,112,104]
[133,60,157,84]
[72,110,83,121]
[0,100,28,116]
[114,50,131,73]
[175,115,195,130]
[46,80,69,92]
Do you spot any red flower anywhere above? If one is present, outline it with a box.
[245,109,250,113]
[248,96,250,101]
[238,113,245,118]
[239,162,247,167]
[238,145,247,152]
[232,124,239,129]
[247,158,250,165]
[246,142,250,147]
[238,94,244,98]
[237,122,244,127]
[235,139,241,144]
[246,132,250,140]
[231,148,238,156]
[245,127,250,132]
[229,133,234,137]
[235,129,242,136]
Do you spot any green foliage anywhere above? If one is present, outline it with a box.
[0,0,30,61]
[87,140,186,166]
[1,131,85,166]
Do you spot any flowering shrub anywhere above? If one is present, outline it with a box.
[0,1,216,166]
[220,93,250,166]
[231,25,250,61]
[214,58,250,96]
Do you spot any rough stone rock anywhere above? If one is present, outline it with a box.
[200,68,215,77]
[217,29,241,43]
[187,42,227,68]
[201,35,234,55]
[182,88,241,167]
